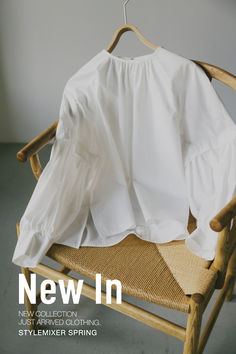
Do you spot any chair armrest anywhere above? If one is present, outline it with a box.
[16,120,59,162]
[210,196,236,232]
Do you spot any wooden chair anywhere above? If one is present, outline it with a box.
[15,58,236,354]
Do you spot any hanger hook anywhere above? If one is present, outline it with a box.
[123,0,131,24]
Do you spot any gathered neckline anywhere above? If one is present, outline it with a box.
[101,46,163,64]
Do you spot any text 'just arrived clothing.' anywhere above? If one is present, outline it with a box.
[12,46,236,267]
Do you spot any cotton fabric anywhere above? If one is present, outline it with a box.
[12,46,236,267]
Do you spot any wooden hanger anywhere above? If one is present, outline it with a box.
[106,0,159,53]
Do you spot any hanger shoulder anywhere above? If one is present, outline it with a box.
[106,24,158,53]
[131,25,158,50]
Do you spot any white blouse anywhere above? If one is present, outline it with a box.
[12,46,236,267]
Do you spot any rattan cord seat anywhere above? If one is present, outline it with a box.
[46,220,217,313]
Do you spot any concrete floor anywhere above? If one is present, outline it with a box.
[0,143,235,354]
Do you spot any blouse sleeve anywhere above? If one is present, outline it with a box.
[181,62,236,260]
[12,87,100,267]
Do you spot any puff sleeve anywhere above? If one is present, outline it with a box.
[181,62,236,260]
[12,87,100,267]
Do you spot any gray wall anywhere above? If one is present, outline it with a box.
[0,0,236,143]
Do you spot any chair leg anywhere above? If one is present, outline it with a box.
[225,276,235,301]
[21,267,38,330]
[183,294,204,354]
[225,247,236,302]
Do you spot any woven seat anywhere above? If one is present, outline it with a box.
[46,219,217,313]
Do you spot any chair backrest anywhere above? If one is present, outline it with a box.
[192,59,236,90]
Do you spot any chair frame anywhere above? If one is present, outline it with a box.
[15,58,236,354]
